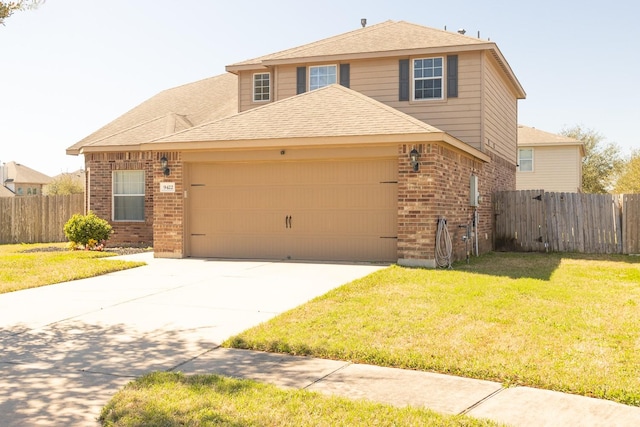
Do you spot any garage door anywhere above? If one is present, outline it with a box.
[187,158,397,262]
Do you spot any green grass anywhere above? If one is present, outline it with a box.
[225,252,640,406]
[100,372,501,427]
[0,243,146,294]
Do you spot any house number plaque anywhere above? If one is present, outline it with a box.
[160,182,176,193]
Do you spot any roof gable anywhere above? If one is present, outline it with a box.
[227,20,524,99]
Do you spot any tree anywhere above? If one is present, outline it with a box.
[43,172,85,195]
[614,151,640,194]
[561,125,624,194]
[0,1,44,25]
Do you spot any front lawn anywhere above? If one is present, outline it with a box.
[0,243,146,294]
[225,252,640,406]
[100,372,501,427]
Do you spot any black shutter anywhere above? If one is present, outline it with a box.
[339,64,350,88]
[399,59,409,101]
[296,66,306,94]
[447,55,458,98]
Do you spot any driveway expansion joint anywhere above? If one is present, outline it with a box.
[302,361,353,390]
[458,386,506,415]
[168,345,222,372]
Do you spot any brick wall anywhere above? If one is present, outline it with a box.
[397,143,506,266]
[84,152,154,247]
[152,152,184,257]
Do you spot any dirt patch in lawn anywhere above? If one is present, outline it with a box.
[21,246,152,256]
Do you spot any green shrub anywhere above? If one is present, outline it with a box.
[63,211,112,250]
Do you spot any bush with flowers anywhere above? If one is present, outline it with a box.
[63,211,112,251]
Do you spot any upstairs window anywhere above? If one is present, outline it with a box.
[113,170,145,221]
[518,148,534,172]
[253,73,270,102]
[309,65,337,91]
[413,57,443,100]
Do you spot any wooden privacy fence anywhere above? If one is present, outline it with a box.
[494,191,640,255]
[0,194,85,244]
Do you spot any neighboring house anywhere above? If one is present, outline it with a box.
[516,125,585,192]
[0,161,52,197]
[67,20,526,267]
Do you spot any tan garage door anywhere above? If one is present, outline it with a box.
[187,158,397,262]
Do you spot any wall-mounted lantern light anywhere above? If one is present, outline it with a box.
[160,156,170,176]
[409,148,420,172]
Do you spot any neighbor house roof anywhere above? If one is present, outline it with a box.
[5,161,52,184]
[227,20,525,99]
[67,73,238,154]
[0,185,15,197]
[146,84,490,162]
[518,125,586,156]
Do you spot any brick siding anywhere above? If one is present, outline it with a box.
[84,152,154,247]
[397,143,515,265]
[152,152,184,257]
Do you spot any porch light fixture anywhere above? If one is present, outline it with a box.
[160,156,170,176]
[409,148,420,172]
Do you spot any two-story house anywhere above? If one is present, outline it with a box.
[67,20,525,267]
[0,161,52,197]
[516,125,584,193]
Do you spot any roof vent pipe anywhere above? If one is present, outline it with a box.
[361,18,367,28]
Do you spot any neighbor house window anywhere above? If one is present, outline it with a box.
[518,148,534,172]
[413,57,443,100]
[253,73,270,102]
[113,170,145,221]
[309,65,337,91]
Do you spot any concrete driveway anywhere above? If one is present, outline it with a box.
[0,253,385,426]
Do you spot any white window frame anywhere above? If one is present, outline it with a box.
[253,72,270,102]
[309,64,337,91]
[412,57,444,101]
[518,148,534,172]
[112,170,145,222]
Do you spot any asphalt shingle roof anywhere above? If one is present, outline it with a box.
[228,20,488,67]
[149,84,446,145]
[4,161,52,184]
[518,125,583,146]
[67,73,237,154]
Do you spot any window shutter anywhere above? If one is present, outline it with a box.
[447,55,458,98]
[339,64,350,88]
[399,59,409,101]
[296,67,306,94]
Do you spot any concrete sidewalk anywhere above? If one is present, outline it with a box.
[1,253,638,426]
[181,347,640,426]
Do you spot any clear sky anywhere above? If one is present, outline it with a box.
[1,0,638,177]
